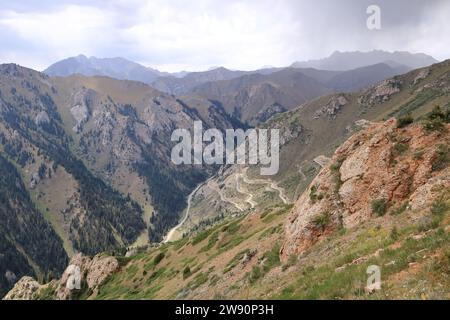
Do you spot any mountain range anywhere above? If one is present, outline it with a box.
[43,51,437,126]
[291,50,438,70]
[0,50,448,299]
[44,55,172,83]
[4,58,449,299]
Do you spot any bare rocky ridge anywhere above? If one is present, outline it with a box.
[281,120,450,260]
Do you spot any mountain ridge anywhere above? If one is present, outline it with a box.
[291,50,438,71]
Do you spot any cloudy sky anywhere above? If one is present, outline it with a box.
[0,0,449,72]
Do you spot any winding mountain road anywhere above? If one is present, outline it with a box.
[236,174,257,209]
[208,179,246,212]
[163,179,208,243]
[239,168,290,205]
[163,167,290,243]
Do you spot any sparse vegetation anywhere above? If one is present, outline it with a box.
[372,198,388,216]
[330,157,345,194]
[200,231,219,252]
[431,198,447,216]
[423,106,448,133]
[396,113,414,128]
[248,266,262,284]
[182,266,192,280]
[393,142,409,154]
[431,144,449,172]
[224,249,251,274]
[390,202,408,216]
[262,243,281,273]
[153,251,165,266]
[312,212,331,231]
[390,226,399,241]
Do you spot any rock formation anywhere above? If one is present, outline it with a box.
[281,119,449,260]
[4,253,120,300]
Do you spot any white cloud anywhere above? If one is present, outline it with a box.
[0,0,448,72]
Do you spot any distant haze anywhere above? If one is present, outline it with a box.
[0,0,449,72]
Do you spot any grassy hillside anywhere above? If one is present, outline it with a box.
[92,179,449,299]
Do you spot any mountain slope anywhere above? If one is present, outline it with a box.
[291,50,438,71]
[180,59,450,234]
[10,118,448,300]
[324,63,409,92]
[151,67,251,95]
[50,74,243,242]
[186,63,415,125]
[0,154,68,298]
[0,64,243,296]
[0,64,146,256]
[189,68,331,125]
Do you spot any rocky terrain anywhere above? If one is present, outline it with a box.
[281,119,449,260]
[6,116,448,300]
[0,63,242,296]
[1,58,449,300]
[4,253,120,300]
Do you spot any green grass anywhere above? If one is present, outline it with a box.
[224,249,251,274]
[248,266,262,284]
[262,243,281,273]
[199,231,219,252]
[186,272,209,290]
[274,223,449,300]
[183,266,192,280]
[221,220,241,235]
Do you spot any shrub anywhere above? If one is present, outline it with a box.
[309,185,318,202]
[431,199,448,215]
[397,113,414,128]
[200,231,219,252]
[428,105,446,121]
[423,106,447,133]
[262,243,281,273]
[182,266,192,280]
[431,144,449,172]
[192,229,213,245]
[116,256,132,267]
[248,266,262,284]
[417,216,441,232]
[390,226,399,241]
[393,142,409,154]
[413,149,424,160]
[372,198,387,216]
[330,157,345,194]
[153,252,165,266]
[312,212,331,231]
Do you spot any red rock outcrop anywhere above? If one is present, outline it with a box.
[281,119,449,261]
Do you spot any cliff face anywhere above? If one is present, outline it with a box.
[281,119,449,260]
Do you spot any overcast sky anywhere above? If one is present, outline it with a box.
[0,0,449,72]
